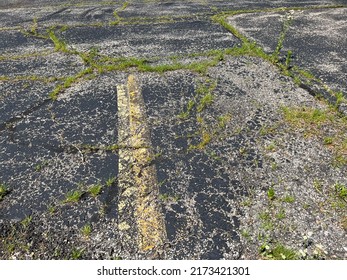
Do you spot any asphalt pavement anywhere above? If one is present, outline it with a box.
[0,0,346,260]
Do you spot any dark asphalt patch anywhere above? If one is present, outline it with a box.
[60,20,239,57]
[0,75,120,222]
[227,7,347,95]
[0,53,84,77]
[0,30,52,54]
[0,81,54,124]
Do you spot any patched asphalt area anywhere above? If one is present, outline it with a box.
[1,0,347,260]
[228,7,347,96]
[60,20,238,57]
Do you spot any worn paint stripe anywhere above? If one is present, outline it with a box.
[128,74,166,252]
[116,83,135,234]
[117,75,166,252]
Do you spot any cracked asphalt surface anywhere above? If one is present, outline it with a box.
[0,0,346,260]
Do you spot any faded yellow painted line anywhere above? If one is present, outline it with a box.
[116,75,166,252]
[116,83,134,217]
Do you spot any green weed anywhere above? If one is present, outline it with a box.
[267,187,275,201]
[21,215,32,228]
[282,106,347,167]
[265,142,277,152]
[0,184,9,201]
[276,208,286,219]
[106,177,116,187]
[48,29,73,53]
[282,107,330,127]
[260,243,298,260]
[81,224,92,237]
[30,17,38,35]
[48,204,56,214]
[334,183,347,200]
[217,114,231,129]
[111,1,129,25]
[70,248,84,260]
[49,68,93,100]
[159,193,180,202]
[271,161,278,171]
[282,195,295,203]
[272,16,292,63]
[241,229,251,240]
[191,130,212,150]
[88,184,102,197]
[313,179,323,193]
[64,190,83,203]
[285,50,292,69]
[35,160,49,172]
[335,91,347,107]
[259,124,279,136]
[323,136,334,145]
[197,93,213,112]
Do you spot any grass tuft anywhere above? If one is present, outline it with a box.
[64,190,83,203]
[0,184,9,201]
[88,184,102,197]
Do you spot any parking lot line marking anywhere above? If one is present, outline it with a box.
[116,83,134,237]
[117,75,166,252]
[128,74,166,252]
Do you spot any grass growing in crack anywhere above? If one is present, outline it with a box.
[195,79,216,102]
[276,208,286,220]
[271,161,278,171]
[267,187,275,201]
[80,47,100,66]
[281,106,347,167]
[178,80,217,121]
[30,17,38,34]
[0,75,61,83]
[35,160,49,172]
[272,14,292,63]
[213,9,345,106]
[282,106,331,128]
[106,176,116,187]
[21,18,47,39]
[192,130,213,150]
[111,1,129,25]
[265,142,277,152]
[334,183,347,200]
[88,184,103,197]
[47,29,76,54]
[259,124,280,136]
[63,190,83,203]
[70,248,84,260]
[81,224,92,237]
[285,50,293,69]
[323,136,334,145]
[0,183,9,201]
[282,195,295,203]
[0,50,54,61]
[260,243,298,260]
[197,91,214,112]
[259,211,274,231]
[48,204,56,214]
[217,114,231,129]
[49,68,93,100]
[313,179,323,193]
[240,229,251,240]
[20,215,32,228]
